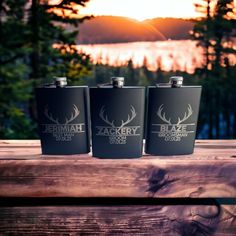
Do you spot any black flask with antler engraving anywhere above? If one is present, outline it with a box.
[35,77,90,155]
[90,77,145,158]
[145,76,202,155]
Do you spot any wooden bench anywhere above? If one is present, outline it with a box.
[0,140,236,235]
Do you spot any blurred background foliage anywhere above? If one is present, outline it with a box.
[0,0,92,138]
[0,0,236,139]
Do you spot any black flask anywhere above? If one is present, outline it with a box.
[36,77,90,155]
[90,77,145,158]
[145,76,202,155]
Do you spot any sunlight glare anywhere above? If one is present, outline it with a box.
[78,0,202,20]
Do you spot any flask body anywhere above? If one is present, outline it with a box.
[90,87,145,158]
[145,86,202,155]
[36,86,90,155]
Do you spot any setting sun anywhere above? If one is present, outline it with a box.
[78,0,204,20]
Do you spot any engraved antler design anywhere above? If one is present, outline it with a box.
[157,104,171,125]
[99,105,136,128]
[119,105,136,129]
[99,106,115,127]
[44,104,80,124]
[44,105,59,124]
[64,104,80,124]
[177,104,193,125]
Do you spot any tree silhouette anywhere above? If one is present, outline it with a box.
[0,0,92,138]
[192,0,236,138]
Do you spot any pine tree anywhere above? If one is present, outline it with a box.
[126,59,137,85]
[28,0,92,83]
[141,56,154,85]
[192,0,235,72]
[191,0,236,138]
[0,0,35,138]
[191,0,213,73]
[155,57,164,83]
[0,0,92,138]
[211,0,236,72]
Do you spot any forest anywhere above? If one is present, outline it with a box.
[0,0,236,139]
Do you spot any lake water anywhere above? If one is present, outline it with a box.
[76,40,203,73]
[76,40,236,73]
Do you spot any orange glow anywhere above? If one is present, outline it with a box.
[47,1,80,18]
[78,0,203,20]
[48,0,236,21]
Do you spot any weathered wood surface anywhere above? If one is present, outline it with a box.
[0,205,236,235]
[0,139,236,160]
[0,140,236,198]
[0,140,236,235]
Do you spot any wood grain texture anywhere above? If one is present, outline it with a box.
[0,205,236,235]
[0,140,236,198]
[0,139,236,159]
[0,140,236,235]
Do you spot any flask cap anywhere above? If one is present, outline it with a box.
[54,77,67,87]
[111,77,124,88]
[170,76,183,88]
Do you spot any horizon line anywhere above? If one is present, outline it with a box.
[82,14,198,22]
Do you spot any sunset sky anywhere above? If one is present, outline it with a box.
[78,0,206,21]
[50,0,236,21]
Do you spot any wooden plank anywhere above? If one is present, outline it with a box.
[0,139,40,146]
[0,140,236,160]
[1,139,236,145]
[0,204,235,235]
[0,140,236,198]
[0,158,236,198]
[0,140,235,234]
[1,139,236,148]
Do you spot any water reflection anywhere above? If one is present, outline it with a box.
[76,40,236,73]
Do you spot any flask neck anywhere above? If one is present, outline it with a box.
[97,77,125,88]
[156,76,184,88]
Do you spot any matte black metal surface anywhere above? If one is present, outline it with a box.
[36,87,90,155]
[90,87,145,158]
[145,86,202,155]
